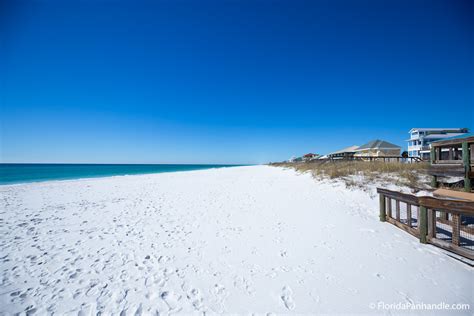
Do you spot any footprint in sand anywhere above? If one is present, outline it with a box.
[161,290,181,311]
[208,283,228,313]
[397,290,414,304]
[119,304,143,316]
[281,286,295,310]
[181,282,205,311]
[189,288,204,310]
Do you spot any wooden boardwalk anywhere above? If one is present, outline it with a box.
[377,188,474,261]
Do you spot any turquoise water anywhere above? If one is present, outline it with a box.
[0,164,241,185]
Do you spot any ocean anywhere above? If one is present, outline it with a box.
[0,164,241,185]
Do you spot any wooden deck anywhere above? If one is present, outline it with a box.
[429,135,473,191]
[377,188,474,261]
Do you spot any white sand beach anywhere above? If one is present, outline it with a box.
[0,166,472,315]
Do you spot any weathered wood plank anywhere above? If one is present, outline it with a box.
[376,188,419,205]
[407,204,412,227]
[431,176,438,188]
[377,188,474,214]
[418,196,474,215]
[387,198,392,218]
[419,206,428,244]
[429,164,465,171]
[431,136,474,147]
[386,217,420,237]
[427,237,474,260]
[427,209,435,239]
[428,164,465,178]
[433,188,474,201]
[434,160,463,165]
[470,144,474,162]
[463,141,472,192]
[379,194,386,222]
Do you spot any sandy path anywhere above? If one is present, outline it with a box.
[0,166,471,314]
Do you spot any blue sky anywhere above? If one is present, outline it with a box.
[1,0,473,164]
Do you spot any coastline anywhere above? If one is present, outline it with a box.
[0,165,471,314]
[0,163,246,186]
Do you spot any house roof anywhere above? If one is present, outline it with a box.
[423,133,466,140]
[408,128,468,133]
[405,132,468,141]
[431,133,474,147]
[328,145,359,155]
[356,139,401,150]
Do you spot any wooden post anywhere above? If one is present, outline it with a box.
[452,214,460,246]
[419,206,428,244]
[462,141,471,192]
[430,146,438,188]
[431,176,438,188]
[407,204,412,227]
[387,198,392,218]
[427,209,435,239]
[379,194,386,222]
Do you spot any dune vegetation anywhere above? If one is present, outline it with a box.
[270,161,431,189]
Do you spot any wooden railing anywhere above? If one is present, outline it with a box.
[377,188,474,260]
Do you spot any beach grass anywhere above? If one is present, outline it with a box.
[270,160,430,189]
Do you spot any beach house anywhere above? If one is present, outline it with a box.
[327,145,359,160]
[354,140,401,158]
[407,128,469,160]
[303,153,319,161]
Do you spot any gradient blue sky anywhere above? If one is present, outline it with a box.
[1,0,473,164]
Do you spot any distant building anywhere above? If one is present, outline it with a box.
[407,128,469,160]
[354,140,401,157]
[327,145,359,160]
[303,153,319,161]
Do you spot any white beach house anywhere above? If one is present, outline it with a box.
[407,128,469,160]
